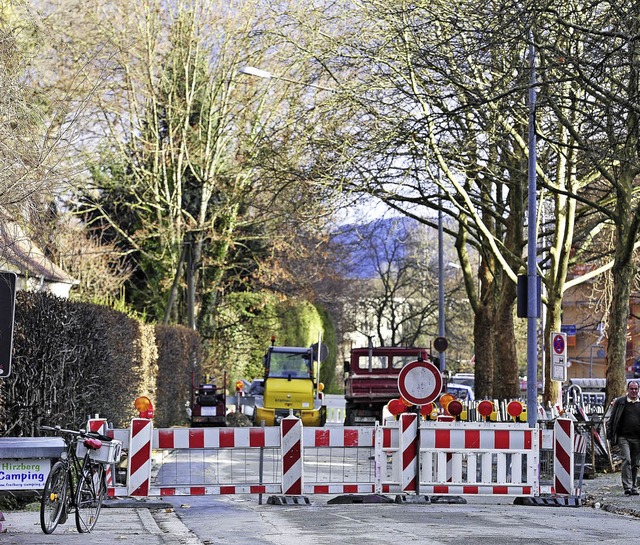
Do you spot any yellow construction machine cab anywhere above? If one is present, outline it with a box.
[253,339,327,426]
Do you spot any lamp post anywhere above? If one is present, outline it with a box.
[438,190,446,372]
[526,34,539,427]
[239,66,336,92]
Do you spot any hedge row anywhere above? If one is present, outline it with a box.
[0,291,201,436]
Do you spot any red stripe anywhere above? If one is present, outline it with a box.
[495,430,510,450]
[402,438,417,470]
[343,484,358,493]
[283,440,301,474]
[463,485,479,494]
[131,481,149,496]
[344,428,359,447]
[249,428,265,447]
[558,418,572,434]
[282,418,297,436]
[189,429,204,448]
[190,487,205,495]
[314,485,329,493]
[315,429,330,447]
[433,485,448,494]
[131,419,150,438]
[220,429,235,448]
[88,420,105,433]
[220,486,236,494]
[129,441,151,474]
[284,477,302,495]
[161,489,176,496]
[158,430,174,449]
[493,486,508,494]
[556,441,571,472]
[250,485,267,493]
[435,429,450,448]
[465,430,480,449]
[383,428,391,448]
[524,430,532,449]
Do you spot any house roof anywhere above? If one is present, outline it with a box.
[0,220,77,285]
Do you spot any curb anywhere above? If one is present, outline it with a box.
[103,498,172,509]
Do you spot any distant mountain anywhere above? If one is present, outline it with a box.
[331,216,432,279]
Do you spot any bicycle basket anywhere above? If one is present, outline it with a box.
[76,439,123,464]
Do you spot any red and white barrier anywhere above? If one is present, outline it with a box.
[399,413,419,492]
[553,418,574,495]
[304,427,375,447]
[380,421,538,496]
[281,415,303,495]
[86,418,115,494]
[156,427,281,449]
[127,418,154,496]
[106,414,576,501]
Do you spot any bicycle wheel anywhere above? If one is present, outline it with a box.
[40,461,68,534]
[74,462,106,533]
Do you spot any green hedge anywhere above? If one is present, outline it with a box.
[0,292,201,435]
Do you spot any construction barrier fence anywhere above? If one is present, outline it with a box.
[105,415,580,501]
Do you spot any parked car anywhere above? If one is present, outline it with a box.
[446,382,475,401]
[247,379,264,396]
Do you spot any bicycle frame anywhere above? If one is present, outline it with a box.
[40,425,112,534]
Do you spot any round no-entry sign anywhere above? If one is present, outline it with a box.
[397,360,443,406]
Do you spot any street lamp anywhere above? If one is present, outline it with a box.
[239,66,336,92]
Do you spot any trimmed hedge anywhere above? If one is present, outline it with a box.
[0,292,201,436]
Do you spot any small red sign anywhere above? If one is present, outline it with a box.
[553,334,565,355]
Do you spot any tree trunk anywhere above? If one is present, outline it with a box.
[494,277,519,399]
[543,286,563,407]
[474,303,494,399]
[605,256,635,408]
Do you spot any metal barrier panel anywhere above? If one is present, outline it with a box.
[302,426,377,495]
[381,421,539,496]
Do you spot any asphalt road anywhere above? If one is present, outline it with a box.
[161,493,637,545]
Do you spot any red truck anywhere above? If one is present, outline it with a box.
[343,346,431,425]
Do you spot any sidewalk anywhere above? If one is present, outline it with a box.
[582,471,640,518]
[1,498,203,545]
[3,472,640,544]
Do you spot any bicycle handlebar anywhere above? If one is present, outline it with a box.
[40,425,112,442]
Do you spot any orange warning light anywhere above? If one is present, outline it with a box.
[134,396,154,419]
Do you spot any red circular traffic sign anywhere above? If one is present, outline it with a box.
[553,334,565,355]
[397,360,443,406]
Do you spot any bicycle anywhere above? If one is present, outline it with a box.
[39,425,122,534]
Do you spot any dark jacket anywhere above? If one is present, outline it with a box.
[607,395,629,445]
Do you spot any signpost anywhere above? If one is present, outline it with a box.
[397,359,442,498]
[551,332,568,382]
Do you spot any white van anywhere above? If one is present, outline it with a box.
[446,382,475,401]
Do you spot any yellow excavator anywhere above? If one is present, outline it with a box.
[252,337,327,426]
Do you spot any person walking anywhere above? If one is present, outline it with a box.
[607,381,640,495]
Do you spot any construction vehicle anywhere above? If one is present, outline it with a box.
[190,373,227,427]
[343,346,431,425]
[253,338,327,426]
